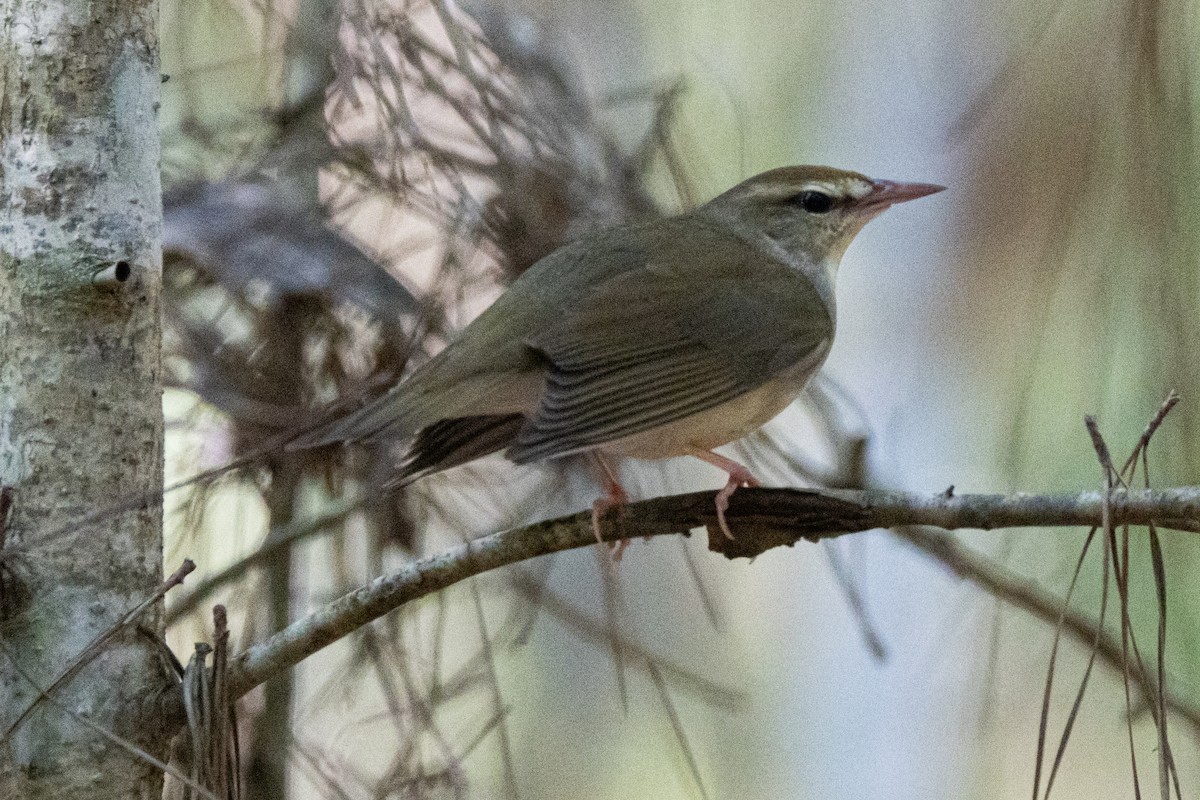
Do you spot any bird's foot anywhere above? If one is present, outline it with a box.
[714,467,759,540]
[590,452,631,559]
[687,449,759,540]
[591,489,629,547]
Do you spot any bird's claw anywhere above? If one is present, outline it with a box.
[590,463,630,559]
[714,468,759,540]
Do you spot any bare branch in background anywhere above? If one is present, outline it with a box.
[159,2,696,795]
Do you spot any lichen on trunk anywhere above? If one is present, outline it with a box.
[0,0,167,797]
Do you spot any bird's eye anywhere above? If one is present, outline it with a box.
[795,190,835,214]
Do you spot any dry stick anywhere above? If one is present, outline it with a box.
[1040,419,1117,800]
[0,558,196,742]
[1143,456,1181,799]
[359,631,466,795]
[507,572,743,710]
[1094,411,1180,799]
[1120,392,1181,478]
[649,662,711,800]
[181,605,239,800]
[821,541,888,661]
[468,582,519,800]
[1130,398,1183,799]
[183,643,213,791]
[178,489,734,705]
[166,497,364,624]
[1116,524,1144,800]
[1096,418,1146,800]
[894,522,1200,739]
[1027,526,1099,800]
[1148,524,1181,797]
[213,605,240,800]
[218,486,1200,703]
[1032,405,1183,800]
[1110,480,1181,796]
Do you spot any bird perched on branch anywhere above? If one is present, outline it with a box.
[290,166,943,544]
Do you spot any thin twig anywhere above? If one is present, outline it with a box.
[1119,391,1181,478]
[468,582,519,799]
[892,526,1200,738]
[507,572,744,709]
[1030,527,1098,800]
[1038,420,1117,800]
[167,499,363,624]
[648,662,710,800]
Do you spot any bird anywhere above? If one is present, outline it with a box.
[290,166,944,545]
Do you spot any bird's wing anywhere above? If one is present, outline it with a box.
[288,218,703,449]
[289,216,832,454]
[508,248,833,463]
[289,228,654,449]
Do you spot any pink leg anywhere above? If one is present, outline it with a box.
[686,448,760,540]
[589,452,630,558]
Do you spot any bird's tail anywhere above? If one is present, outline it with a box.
[394,414,525,484]
[286,389,422,450]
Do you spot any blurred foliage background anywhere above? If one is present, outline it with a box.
[156,0,1200,797]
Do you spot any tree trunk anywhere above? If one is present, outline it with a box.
[0,0,166,797]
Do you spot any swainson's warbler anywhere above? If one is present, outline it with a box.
[292,166,944,541]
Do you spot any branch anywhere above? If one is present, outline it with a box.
[222,485,1200,698]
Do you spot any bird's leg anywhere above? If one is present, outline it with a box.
[685,448,760,540]
[589,452,631,558]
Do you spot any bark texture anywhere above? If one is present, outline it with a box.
[0,0,165,797]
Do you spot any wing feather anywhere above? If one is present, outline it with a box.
[508,237,833,463]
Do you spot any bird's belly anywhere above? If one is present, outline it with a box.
[598,352,826,461]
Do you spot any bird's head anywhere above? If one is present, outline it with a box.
[702,165,945,267]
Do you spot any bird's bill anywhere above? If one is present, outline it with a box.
[856,180,946,213]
